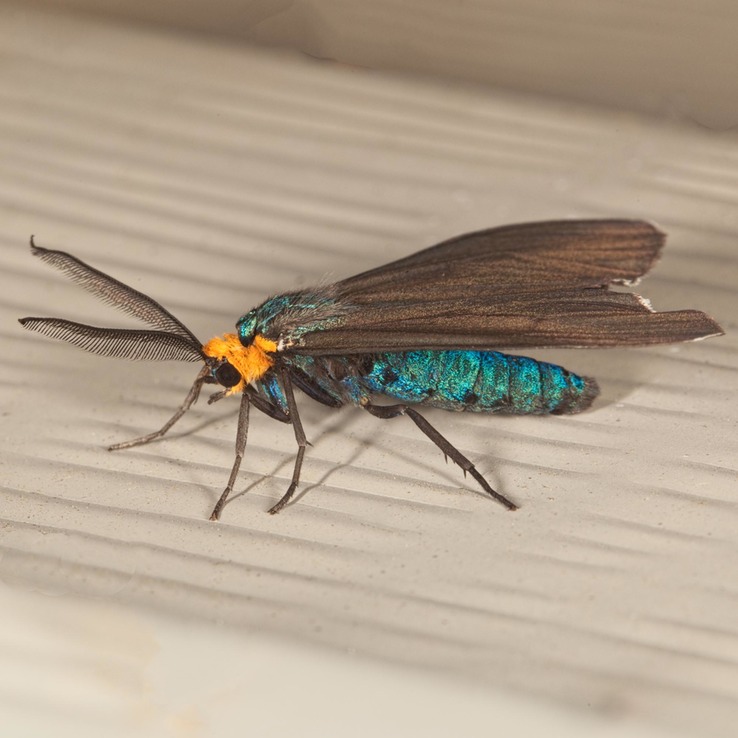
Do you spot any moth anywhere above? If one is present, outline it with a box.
[20,220,723,519]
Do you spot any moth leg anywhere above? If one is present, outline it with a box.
[249,390,291,423]
[268,370,308,515]
[363,402,518,511]
[209,391,250,521]
[109,366,210,451]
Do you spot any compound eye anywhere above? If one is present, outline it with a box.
[214,361,241,388]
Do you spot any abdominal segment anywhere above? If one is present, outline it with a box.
[287,350,599,416]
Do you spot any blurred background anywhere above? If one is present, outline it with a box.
[21,0,738,128]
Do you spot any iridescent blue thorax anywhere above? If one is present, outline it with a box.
[237,290,348,348]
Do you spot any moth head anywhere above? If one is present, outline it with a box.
[201,333,277,393]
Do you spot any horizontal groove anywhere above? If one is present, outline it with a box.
[1,10,736,734]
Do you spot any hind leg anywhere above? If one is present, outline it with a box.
[363,402,517,511]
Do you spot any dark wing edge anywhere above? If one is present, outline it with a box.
[337,220,665,299]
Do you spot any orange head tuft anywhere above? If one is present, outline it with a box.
[201,333,277,393]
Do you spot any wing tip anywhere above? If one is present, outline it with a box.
[620,310,724,345]
[686,313,724,341]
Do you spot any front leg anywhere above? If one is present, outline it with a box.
[109,366,210,451]
[208,385,294,520]
[209,390,251,521]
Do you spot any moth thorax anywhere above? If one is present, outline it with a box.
[202,333,277,390]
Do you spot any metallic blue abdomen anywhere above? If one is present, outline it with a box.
[362,350,595,414]
[285,350,598,416]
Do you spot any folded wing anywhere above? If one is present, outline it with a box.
[288,220,722,354]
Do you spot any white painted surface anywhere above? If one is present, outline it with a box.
[0,7,736,737]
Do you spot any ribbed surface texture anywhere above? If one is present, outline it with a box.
[0,7,736,737]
